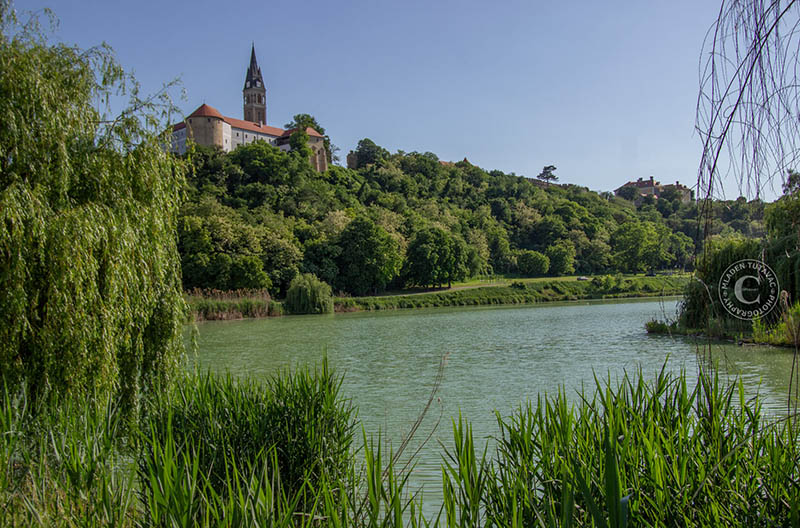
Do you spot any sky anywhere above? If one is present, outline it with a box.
[15,0,776,200]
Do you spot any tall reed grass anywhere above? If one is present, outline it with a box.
[186,288,283,320]
[2,362,798,526]
[441,365,800,526]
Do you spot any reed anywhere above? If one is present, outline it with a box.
[3,361,799,526]
[186,288,283,320]
[441,365,800,526]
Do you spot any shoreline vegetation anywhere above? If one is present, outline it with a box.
[646,305,800,348]
[187,274,689,321]
[4,360,799,526]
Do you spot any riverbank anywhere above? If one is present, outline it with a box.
[186,288,283,321]
[646,314,800,348]
[334,275,689,313]
[186,275,689,320]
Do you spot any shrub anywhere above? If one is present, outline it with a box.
[517,250,550,276]
[285,273,334,314]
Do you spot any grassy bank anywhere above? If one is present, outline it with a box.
[186,288,283,320]
[2,361,798,526]
[647,300,800,348]
[335,275,688,312]
[185,275,688,320]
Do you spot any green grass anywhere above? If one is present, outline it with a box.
[186,288,283,320]
[3,359,798,526]
[336,275,689,312]
[442,365,800,526]
[185,275,689,320]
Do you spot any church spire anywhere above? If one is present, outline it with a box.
[244,43,264,89]
[243,43,267,125]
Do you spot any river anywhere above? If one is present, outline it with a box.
[192,297,796,511]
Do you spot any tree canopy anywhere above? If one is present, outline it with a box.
[0,7,187,408]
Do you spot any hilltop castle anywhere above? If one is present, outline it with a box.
[171,45,328,172]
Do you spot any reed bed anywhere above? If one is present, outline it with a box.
[442,365,800,526]
[185,288,283,320]
[1,361,798,526]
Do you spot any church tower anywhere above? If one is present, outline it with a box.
[243,44,266,125]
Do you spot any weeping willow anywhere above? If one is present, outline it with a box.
[0,5,187,410]
[697,0,800,200]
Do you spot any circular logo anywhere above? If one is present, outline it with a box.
[718,259,780,320]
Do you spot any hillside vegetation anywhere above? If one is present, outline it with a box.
[179,140,763,297]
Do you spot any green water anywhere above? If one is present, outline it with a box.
[193,298,796,509]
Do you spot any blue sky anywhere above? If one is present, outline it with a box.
[17,1,770,199]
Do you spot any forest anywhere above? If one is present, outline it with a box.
[178,137,764,297]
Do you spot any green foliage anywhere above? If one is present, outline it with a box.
[616,185,638,201]
[752,301,800,345]
[350,138,389,169]
[5,357,794,526]
[610,221,680,272]
[404,227,469,288]
[285,273,334,314]
[336,216,401,295]
[142,360,355,504]
[516,249,550,276]
[335,276,689,312]
[178,112,756,299]
[185,288,280,320]
[546,240,577,276]
[285,113,335,163]
[0,362,360,527]
[677,235,762,329]
[0,7,186,409]
[442,366,800,526]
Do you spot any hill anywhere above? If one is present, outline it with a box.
[178,136,764,296]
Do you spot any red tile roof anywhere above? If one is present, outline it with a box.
[282,126,324,138]
[224,116,285,137]
[188,103,224,119]
[180,104,323,139]
[173,122,186,131]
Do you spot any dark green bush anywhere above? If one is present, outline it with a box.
[285,273,334,314]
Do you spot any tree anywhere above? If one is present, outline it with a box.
[285,273,334,314]
[335,216,401,295]
[0,7,186,409]
[301,238,341,286]
[545,240,576,276]
[609,221,675,272]
[536,165,559,183]
[616,186,638,201]
[350,138,389,169]
[698,1,800,200]
[285,113,337,163]
[403,227,469,288]
[517,250,550,277]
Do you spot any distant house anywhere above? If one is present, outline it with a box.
[614,176,692,203]
[171,45,328,172]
